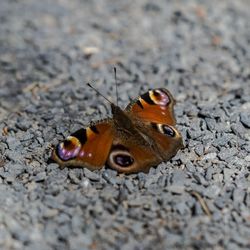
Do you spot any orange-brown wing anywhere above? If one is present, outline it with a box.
[125,88,176,125]
[106,123,183,174]
[122,88,182,174]
[51,120,114,170]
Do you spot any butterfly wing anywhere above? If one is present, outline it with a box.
[125,88,177,125]
[106,122,183,174]
[52,88,182,174]
[52,119,115,170]
[119,88,184,173]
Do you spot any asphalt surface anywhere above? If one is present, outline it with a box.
[0,0,250,249]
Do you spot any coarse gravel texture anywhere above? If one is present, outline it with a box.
[0,0,250,249]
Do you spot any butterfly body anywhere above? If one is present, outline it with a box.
[52,88,183,173]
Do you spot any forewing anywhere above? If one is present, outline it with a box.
[125,88,177,125]
[52,120,114,170]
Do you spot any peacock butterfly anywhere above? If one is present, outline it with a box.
[51,70,183,174]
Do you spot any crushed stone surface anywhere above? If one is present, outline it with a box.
[0,0,249,249]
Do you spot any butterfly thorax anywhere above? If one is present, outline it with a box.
[111,104,133,130]
[111,103,159,152]
[111,104,146,140]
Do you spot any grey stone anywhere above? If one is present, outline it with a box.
[212,210,222,221]
[124,179,135,193]
[231,122,248,139]
[121,240,141,250]
[212,133,232,147]
[23,242,52,250]
[15,120,32,131]
[4,163,24,176]
[144,173,161,188]
[240,111,250,128]
[243,143,250,153]
[218,147,238,161]
[175,201,189,215]
[185,161,196,173]
[157,174,167,187]
[233,188,245,205]
[186,129,202,140]
[205,118,216,131]
[101,169,118,185]
[202,152,217,161]
[57,224,71,240]
[213,173,224,182]
[223,168,235,182]
[203,184,221,199]
[43,208,59,219]
[55,213,71,224]
[0,0,249,249]
[83,168,100,181]
[193,172,208,186]
[194,144,204,156]
[171,170,187,185]
[193,201,204,216]
[68,171,81,184]
[33,171,47,182]
[231,231,250,246]
[20,132,34,142]
[69,235,93,250]
[205,167,216,181]
[166,185,185,194]
[6,136,21,150]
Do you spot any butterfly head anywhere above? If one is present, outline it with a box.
[111,103,122,115]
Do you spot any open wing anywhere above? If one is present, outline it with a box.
[125,88,177,125]
[52,119,114,170]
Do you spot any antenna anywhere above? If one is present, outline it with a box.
[114,67,118,106]
[87,83,113,105]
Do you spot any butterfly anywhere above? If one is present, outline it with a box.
[51,79,183,174]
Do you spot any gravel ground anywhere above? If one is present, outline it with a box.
[0,0,250,249]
